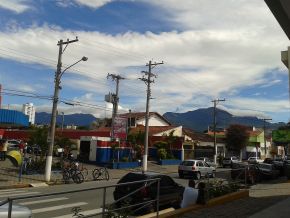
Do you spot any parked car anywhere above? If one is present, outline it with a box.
[231,162,261,184]
[26,145,42,155]
[7,139,21,151]
[247,157,264,164]
[113,172,184,214]
[263,158,285,176]
[222,156,239,168]
[196,157,217,168]
[0,201,32,218]
[256,163,280,179]
[178,159,216,179]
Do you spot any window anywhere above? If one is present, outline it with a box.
[184,161,194,166]
[197,161,204,167]
[160,176,176,186]
[128,117,136,127]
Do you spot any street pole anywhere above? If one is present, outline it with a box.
[281,47,290,122]
[263,118,272,158]
[139,60,163,172]
[61,112,64,132]
[45,37,85,182]
[107,74,125,140]
[212,98,225,164]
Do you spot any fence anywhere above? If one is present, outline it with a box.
[1,178,161,218]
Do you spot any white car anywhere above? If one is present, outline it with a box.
[248,157,263,164]
[0,202,32,218]
[178,159,216,179]
[196,157,217,168]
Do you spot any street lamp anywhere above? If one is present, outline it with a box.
[44,54,88,182]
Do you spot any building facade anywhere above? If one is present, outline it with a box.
[22,103,35,125]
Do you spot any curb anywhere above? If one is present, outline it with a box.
[157,189,249,218]
[0,183,31,190]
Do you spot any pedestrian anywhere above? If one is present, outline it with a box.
[196,182,207,205]
[180,179,198,208]
[2,139,8,161]
[19,141,25,154]
[0,140,3,161]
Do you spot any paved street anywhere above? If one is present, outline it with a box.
[1,160,290,217]
[0,180,117,218]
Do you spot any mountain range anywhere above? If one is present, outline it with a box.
[35,108,285,132]
[35,112,98,127]
[163,107,285,132]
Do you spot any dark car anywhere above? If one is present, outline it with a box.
[263,158,284,176]
[113,172,184,214]
[222,156,239,168]
[256,163,280,179]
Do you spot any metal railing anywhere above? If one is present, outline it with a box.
[3,177,161,218]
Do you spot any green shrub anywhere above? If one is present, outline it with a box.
[157,148,167,159]
[121,157,129,162]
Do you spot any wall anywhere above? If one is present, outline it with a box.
[153,126,183,137]
[137,115,169,126]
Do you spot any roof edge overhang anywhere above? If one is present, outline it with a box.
[265,0,290,40]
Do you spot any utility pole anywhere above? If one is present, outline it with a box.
[139,60,163,172]
[107,74,125,140]
[281,48,290,122]
[263,118,272,158]
[212,98,225,164]
[45,37,85,182]
[61,112,65,132]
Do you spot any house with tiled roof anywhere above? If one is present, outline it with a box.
[129,125,182,137]
[182,128,226,160]
[120,112,171,128]
[205,126,271,159]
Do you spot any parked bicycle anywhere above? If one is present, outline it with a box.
[62,167,85,184]
[62,157,88,180]
[22,157,44,175]
[92,167,110,181]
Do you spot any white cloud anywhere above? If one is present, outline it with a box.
[0,0,31,13]
[0,0,289,122]
[74,0,112,9]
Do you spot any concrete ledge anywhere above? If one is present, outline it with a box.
[158,189,249,218]
[29,183,48,187]
[137,208,175,218]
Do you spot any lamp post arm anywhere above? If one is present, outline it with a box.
[60,59,82,78]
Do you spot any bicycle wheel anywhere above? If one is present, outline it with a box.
[92,168,100,180]
[102,168,110,181]
[99,168,110,181]
[73,172,84,184]
[63,170,70,184]
[81,167,88,180]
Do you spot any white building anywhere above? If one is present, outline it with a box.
[120,112,171,127]
[22,103,35,125]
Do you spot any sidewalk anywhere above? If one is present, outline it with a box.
[180,179,290,218]
[0,159,178,189]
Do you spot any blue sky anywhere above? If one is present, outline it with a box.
[0,0,289,124]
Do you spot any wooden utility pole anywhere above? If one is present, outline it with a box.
[107,74,125,140]
[263,118,272,158]
[139,60,163,172]
[212,98,225,164]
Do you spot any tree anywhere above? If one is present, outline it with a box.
[164,130,178,158]
[225,124,249,160]
[28,127,49,156]
[127,130,145,160]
